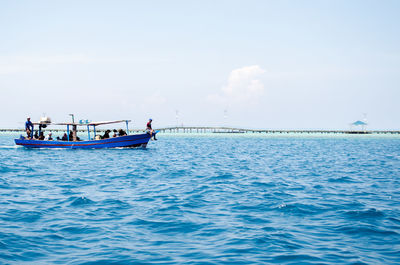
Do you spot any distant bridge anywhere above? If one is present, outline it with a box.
[1,126,399,134]
[155,126,400,134]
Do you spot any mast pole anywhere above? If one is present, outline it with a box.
[126,120,129,135]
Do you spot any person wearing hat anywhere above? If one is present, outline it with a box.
[25,117,34,139]
[146,119,157,140]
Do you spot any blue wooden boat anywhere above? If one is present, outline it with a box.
[15,120,157,149]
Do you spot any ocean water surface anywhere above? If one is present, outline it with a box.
[0,133,400,264]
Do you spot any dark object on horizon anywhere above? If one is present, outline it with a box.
[347,131,372,134]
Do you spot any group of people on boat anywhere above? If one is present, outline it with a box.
[32,131,51,140]
[24,117,157,141]
[29,131,68,141]
[96,129,127,140]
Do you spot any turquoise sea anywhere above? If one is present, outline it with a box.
[0,133,400,264]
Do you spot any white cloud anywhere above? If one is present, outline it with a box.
[208,65,266,105]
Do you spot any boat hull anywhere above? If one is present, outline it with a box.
[14,133,152,149]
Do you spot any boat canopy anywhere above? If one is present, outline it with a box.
[351,120,367,126]
[32,120,131,126]
[24,119,135,143]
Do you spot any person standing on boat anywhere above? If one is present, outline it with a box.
[146,119,157,140]
[25,117,34,139]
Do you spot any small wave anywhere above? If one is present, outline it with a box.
[0,145,21,149]
[252,181,276,188]
[271,254,323,263]
[344,208,385,220]
[100,199,131,209]
[232,202,272,212]
[45,233,65,240]
[0,166,16,174]
[336,224,399,237]
[59,225,101,235]
[275,202,326,215]
[328,176,356,183]
[182,199,208,209]
[77,258,142,265]
[222,246,259,255]
[207,172,236,181]
[196,227,226,237]
[157,204,182,213]
[128,218,204,234]
[69,196,95,207]
[388,217,400,225]
[1,209,42,223]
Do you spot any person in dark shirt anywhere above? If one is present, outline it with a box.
[68,131,80,141]
[118,129,127,136]
[103,130,111,139]
[38,132,45,140]
[25,117,34,139]
[146,119,157,140]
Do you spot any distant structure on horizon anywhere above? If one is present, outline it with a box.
[351,120,368,132]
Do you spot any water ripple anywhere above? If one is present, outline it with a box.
[0,134,400,264]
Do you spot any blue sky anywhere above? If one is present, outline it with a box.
[1,0,399,129]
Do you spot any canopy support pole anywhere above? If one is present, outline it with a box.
[87,125,90,140]
[126,120,129,135]
[67,125,70,141]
